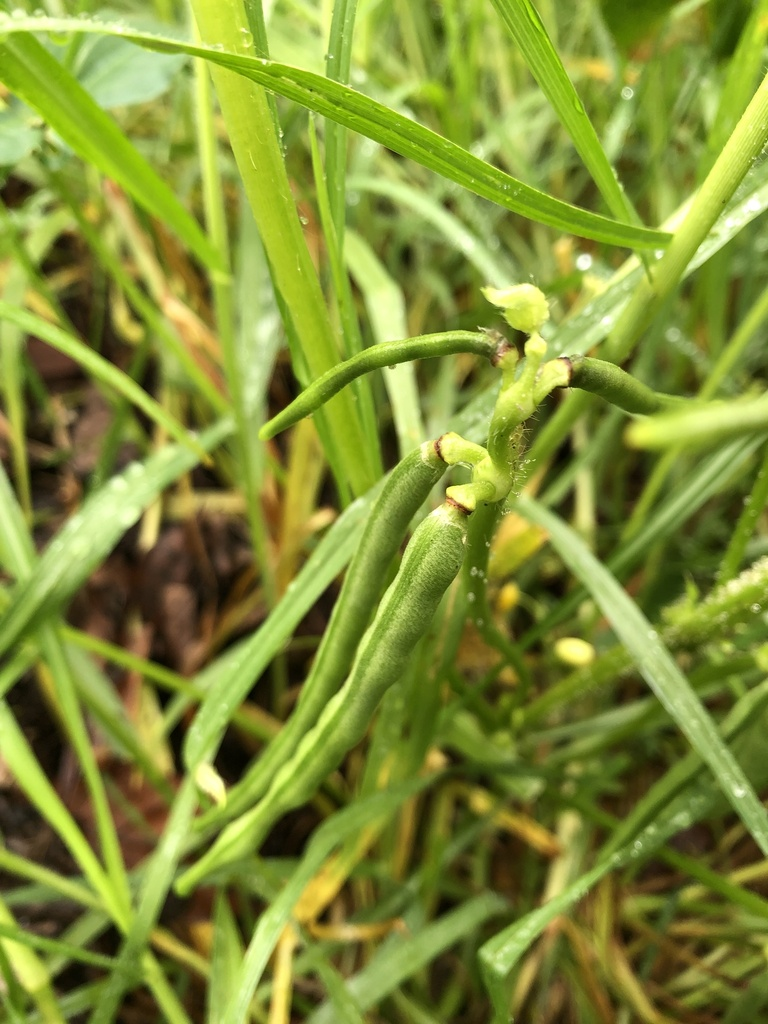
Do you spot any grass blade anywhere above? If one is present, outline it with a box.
[0,419,233,660]
[0,33,222,272]
[222,777,436,1024]
[488,0,638,224]
[0,15,669,249]
[515,494,768,856]
[183,486,373,768]
[0,301,209,463]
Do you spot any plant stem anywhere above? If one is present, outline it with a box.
[188,0,378,500]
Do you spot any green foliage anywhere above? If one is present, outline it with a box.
[0,0,767,1022]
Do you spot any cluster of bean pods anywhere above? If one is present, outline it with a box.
[176,285,685,893]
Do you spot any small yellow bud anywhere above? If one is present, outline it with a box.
[496,581,521,613]
[482,283,549,334]
[194,762,228,807]
[553,636,596,667]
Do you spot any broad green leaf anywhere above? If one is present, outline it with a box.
[71,30,186,109]
[515,494,768,856]
[0,418,233,660]
[0,32,222,272]
[0,98,41,164]
[0,15,669,249]
[488,0,637,224]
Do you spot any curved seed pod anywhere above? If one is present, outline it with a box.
[562,355,683,414]
[194,440,449,830]
[176,501,469,893]
[260,330,505,439]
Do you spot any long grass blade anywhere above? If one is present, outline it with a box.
[515,494,768,855]
[0,33,222,272]
[0,15,669,249]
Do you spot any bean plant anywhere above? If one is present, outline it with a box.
[1,2,768,1023]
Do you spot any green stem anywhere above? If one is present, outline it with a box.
[188,0,377,498]
[604,69,768,365]
[719,445,768,583]
[625,394,768,449]
[463,501,531,689]
[193,42,277,597]
[519,554,768,726]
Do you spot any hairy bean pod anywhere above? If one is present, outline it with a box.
[195,440,448,831]
[176,501,469,893]
[562,355,682,414]
[260,331,505,439]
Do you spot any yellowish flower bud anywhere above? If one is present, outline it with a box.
[482,283,549,334]
[553,636,596,667]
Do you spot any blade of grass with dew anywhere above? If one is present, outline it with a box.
[0,466,133,917]
[324,0,359,238]
[0,703,126,926]
[193,43,265,555]
[308,117,380,453]
[207,896,244,1024]
[0,924,115,973]
[62,644,174,800]
[0,198,76,522]
[522,434,762,647]
[221,777,436,1024]
[0,302,210,463]
[452,158,768,471]
[545,152,768,358]
[479,681,768,1023]
[88,778,199,1024]
[701,0,768,176]
[343,230,424,456]
[604,68,768,366]
[487,0,638,225]
[515,494,768,854]
[0,33,222,273]
[1,256,32,522]
[347,175,516,284]
[602,676,768,863]
[306,893,508,1024]
[61,627,275,746]
[0,417,233,660]
[719,445,768,582]
[182,483,373,769]
[0,16,669,250]
[188,0,379,501]
[521,148,768,494]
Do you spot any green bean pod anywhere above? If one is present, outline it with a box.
[176,500,469,893]
[562,355,683,414]
[260,331,506,439]
[194,440,449,831]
